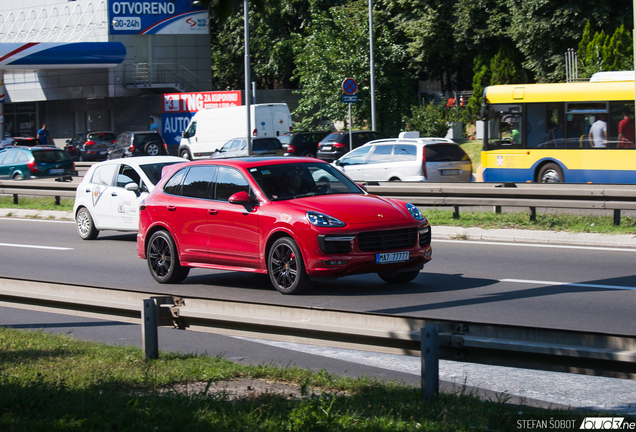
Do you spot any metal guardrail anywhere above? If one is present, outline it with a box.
[0,277,634,399]
[3,179,636,224]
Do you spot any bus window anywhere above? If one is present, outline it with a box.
[485,104,523,149]
[610,102,635,149]
[566,103,607,149]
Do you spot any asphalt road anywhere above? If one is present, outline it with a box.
[0,216,634,335]
[1,216,635,413]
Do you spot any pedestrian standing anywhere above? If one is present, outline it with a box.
[149,117,158,132]
[37,124,51,146]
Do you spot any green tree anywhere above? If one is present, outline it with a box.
[293,1,417,136]
[403,102,462,137]
[507,0,632,82]
[578,22,633,78]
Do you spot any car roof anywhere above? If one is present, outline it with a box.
[89,155,186,167]
[360,137,456,147]
[185,156,324,168]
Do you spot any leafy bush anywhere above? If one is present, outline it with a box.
[403,102,462,137]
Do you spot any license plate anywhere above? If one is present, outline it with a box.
[441,169,460,176]
[376,251,409,264]
[321,146,332,151]
[49,169,64,174]
[99,151,107,155]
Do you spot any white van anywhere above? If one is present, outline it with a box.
[178,103,292,160]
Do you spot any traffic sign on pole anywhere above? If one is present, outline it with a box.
[342,78,357,95]
[342,95,359,103]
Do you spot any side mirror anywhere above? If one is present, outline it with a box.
[182,131,190,139]
[125,183,141,197]
[229,191,255,211]
[357,183,368,192]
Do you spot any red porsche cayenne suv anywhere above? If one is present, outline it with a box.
[137,157,432,294]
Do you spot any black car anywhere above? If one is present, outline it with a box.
[107,131,169,159]
[279,131,330,158]
[65,131,116,161]
[316,131,388,162]
[209,136,284,159]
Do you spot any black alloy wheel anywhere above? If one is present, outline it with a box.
[268,237,312,294]
[147,230,190,283]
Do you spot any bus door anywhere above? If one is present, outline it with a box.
[484,104,527,181]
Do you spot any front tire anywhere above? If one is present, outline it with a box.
[268,237,313,294]
[538,163,563,183]
[76,207,99,240]
[147,230,190,283]
[179,147,192,160]
[378,269,421,284]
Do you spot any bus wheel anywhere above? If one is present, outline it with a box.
[538,163,563,183]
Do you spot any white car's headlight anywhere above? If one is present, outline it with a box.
[406,203,424,220]
[306,211,346,227]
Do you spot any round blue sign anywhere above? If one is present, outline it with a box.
[342,78,357,95]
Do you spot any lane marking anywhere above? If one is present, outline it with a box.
[0,243,73,251]
[502,278,636,291]
[434,239,636,252]
[0,217,74,224]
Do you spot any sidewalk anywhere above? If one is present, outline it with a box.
[3,207,636,249]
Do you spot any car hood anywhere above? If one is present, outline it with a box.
[274,194,413,224]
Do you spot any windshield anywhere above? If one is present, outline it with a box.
[248,162,364,201]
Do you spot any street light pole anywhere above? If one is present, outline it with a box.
[244,0,252,155]
[369,0,376,132]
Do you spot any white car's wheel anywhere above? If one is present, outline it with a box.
[76,207,99,240]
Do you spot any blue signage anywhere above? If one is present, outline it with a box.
[162,112,195,146]
[109,0,208,35]
[342,95,359,103]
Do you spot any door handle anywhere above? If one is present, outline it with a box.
[167,206,177,212]
[111,192,118,196]
[208,209,218,215]
[85,188,90,193]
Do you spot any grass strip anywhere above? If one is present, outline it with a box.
[0,327,623,431]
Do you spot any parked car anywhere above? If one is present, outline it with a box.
[107,131,169,159]
[0,146,75,180]
[279,131,330,158]
[333,135,473,182]
[136,157,433,294]
[209,136,284,159]
[1,137,51,150]
[73,156,186,240]
[316,131,388,162]
[65,131,116,161]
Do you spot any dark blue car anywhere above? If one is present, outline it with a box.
[0,146,76,180]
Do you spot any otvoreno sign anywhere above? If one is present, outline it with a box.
[162,91,242,145]
[109,0,208,35]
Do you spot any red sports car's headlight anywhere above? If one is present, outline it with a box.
[406,203,424,221]
[306,211,346,227]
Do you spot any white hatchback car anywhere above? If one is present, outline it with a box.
[333,136,473,182]
[73,156,186,240]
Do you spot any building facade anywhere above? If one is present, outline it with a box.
[0,0,213,150]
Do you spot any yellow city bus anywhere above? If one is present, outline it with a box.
[480,71,636,183]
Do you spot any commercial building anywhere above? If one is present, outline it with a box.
[0,0,213,150]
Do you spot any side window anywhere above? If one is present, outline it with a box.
[393,144,417,161]
[90,164,118,186]
[181,166,216,199]
[186,121,197,137]
[368,145,393,164]
[163,168,188,195]
[117,164,142,188]
[214,166,250,201]
[229,140,243,151]
[16,151,29,163]
[0,150,7,163]
[2,149,18,164]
